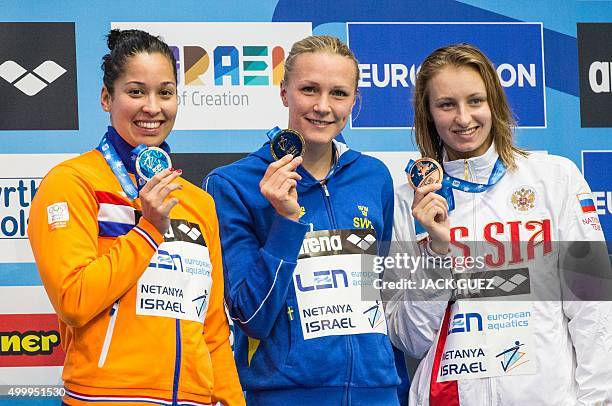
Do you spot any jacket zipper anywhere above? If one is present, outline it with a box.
[465,160,492,405]
[464,159,478,243]
[320,182,337,229]
[319,181,353,398]
[98,300,120,368]
[172,319,182,406]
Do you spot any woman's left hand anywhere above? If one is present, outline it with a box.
[411,183,450,254]
[139,168,183,235]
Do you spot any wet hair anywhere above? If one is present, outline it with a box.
[101,29,177,94]
[283,35,360,89]
[412,43,527,169]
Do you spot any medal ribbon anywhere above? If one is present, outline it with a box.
[97,133,140,201]
[130,144,148,189]
[266,126,281,140]
[405,158,506,235]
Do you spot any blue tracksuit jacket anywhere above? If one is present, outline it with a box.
[204,140,402,405]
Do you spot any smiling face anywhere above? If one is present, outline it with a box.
[427,65,493,160]
[280,51,357,147]
[101,52,177,147]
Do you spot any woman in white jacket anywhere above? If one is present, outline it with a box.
[385,43,612,406]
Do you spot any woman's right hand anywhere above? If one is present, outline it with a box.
[411,183,450,255]
[260,154,303,221]
[139,168,183,235]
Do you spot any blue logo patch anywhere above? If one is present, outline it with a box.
[495,340,529,372]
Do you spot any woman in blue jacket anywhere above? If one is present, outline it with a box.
[205,35,401,405]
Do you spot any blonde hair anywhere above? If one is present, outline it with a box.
[413,43,527,169]
[283,35,359,89]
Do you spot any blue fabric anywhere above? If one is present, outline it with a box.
[247,386,399,406]
[98,221,133,237]
[394,346,410,406]
[204,141,401,400]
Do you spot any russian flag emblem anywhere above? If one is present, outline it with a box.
[577,193,596,213]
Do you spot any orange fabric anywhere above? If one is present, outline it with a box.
[28,150,244,406]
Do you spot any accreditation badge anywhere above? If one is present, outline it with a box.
[134,145,172,183]
[292,229,387,340]
[437,298,537,382]
[268,127,305,160]
[136,221,213,324]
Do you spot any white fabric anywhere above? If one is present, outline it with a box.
[387,145,612,405]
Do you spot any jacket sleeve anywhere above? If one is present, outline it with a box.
[27,164,163,328]
[383,184,452,359]
[557,160,612,404]
[201,197,245,406]
[204,173,308,339]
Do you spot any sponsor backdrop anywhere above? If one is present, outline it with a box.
[1,0,611,402]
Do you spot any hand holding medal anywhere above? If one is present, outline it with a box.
[134,145,182,235]
[406,158,450,254]
[260,127,304,221]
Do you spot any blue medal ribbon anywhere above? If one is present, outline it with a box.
[266,126,282,140]
[97,127,172,201]
[97,134,139,201]
[405,157,506,235]
[130,144,148,188]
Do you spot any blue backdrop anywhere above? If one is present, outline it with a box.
[1,0,611,403]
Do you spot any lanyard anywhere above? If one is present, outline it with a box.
[438,157,506,211]
[96,134,139,201]
[406,157,506,235]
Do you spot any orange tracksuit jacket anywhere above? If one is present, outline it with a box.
[28,149,244,405]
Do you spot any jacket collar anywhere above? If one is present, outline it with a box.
[442,142,498,183]
[251,137,361,187]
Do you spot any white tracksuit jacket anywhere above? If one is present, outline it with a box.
[385,144,612,406]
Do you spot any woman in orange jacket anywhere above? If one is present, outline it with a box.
[28,28,244,406]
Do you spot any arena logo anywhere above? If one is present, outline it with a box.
[578,23,612,127]
[0,22,78,130]
[587,61,612,93]
[347,22,545,129]
[0,178,39,239]
[299,234,343,256]
[112,22,311,130]
[0,60,66,96]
